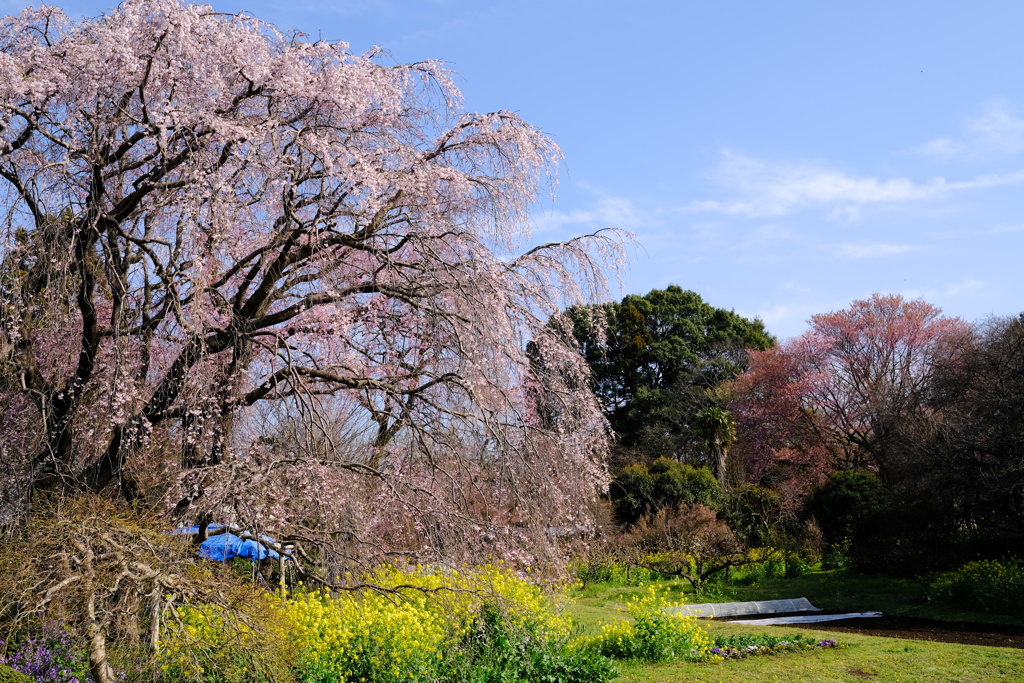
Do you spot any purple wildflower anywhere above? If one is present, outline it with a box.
[0,623,92,683]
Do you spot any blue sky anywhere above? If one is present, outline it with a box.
[24,0,1024,338]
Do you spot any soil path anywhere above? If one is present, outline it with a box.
[727,611,1024,649]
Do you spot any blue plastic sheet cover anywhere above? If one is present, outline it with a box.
[199,531,282,561]
[171,524,288,562]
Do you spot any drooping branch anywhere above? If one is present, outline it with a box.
[0,0,620,576]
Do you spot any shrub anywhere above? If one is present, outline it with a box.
[576,586,711,662]
[785,554,812,578]
[722,547,809,585]
[441,605,615,683]
[157,597,294,683]
[281,563,596,683]
[820,543,850,569]
[926,558,1024,614]
[725,484,783,548]
[611,458,722,526]
[0,665,32,683]
[806,470,885,546]
[571,560,655,588]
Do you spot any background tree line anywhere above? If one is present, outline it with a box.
[571,289,1024,576]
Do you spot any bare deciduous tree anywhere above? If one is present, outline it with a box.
[625,503,758,592]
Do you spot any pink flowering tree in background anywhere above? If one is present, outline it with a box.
[729,294,971,499]
[0,0,625,571]
[727,345,832,503]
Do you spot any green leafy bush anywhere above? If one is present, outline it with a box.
[926,558,1024,613]
[442,606,615,683]
[719,547,788,585]
[725,484,784,548]
[0,665,32,683]
[785,554,812,578]
[820,543,850,569]
[575,587,711,662]
[611,458,722,527]
[571,560,655,587]
[806,470,885,546]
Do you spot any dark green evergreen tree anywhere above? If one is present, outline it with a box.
[567,286,773,470]
[610,457,723,526]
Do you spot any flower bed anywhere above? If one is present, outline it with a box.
[707,635,839,660]
[3,563,842,683]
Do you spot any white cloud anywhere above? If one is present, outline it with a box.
[828,205,861,224]
[992,224,1024,234]
[532,194,645,235]
[837,243,919,259]
[916,137,963,160]
[903,277,984,301]
[917,104,1024,160]
[968,106,1024,151]
[686,151,1024,217]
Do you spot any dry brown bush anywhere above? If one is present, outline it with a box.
[0,496,291,683]
[624,503,762,592]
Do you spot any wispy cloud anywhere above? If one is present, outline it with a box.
[828,205,862,224]
[737,303,804,328]
[532,193,645,235]
[903,277,984,301]
[917,137,963,159]
[969,106,1024,150]
[686,151,1024,217]
[917,104,1024,160]
[838,243,919,259]
[991,224,1024,234]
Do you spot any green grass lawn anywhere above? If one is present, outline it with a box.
[567,569,1024,682]
[611,626,1023,683]
[573,568,1024,627]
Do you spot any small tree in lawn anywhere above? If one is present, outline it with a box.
[625,503,756,593]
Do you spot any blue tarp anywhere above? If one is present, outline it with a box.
[172,524,289,562]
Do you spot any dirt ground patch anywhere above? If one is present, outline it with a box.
[727,612,1024,649]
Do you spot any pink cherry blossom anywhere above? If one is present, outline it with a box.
[729,294,970,498]
[0,0,625,569]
